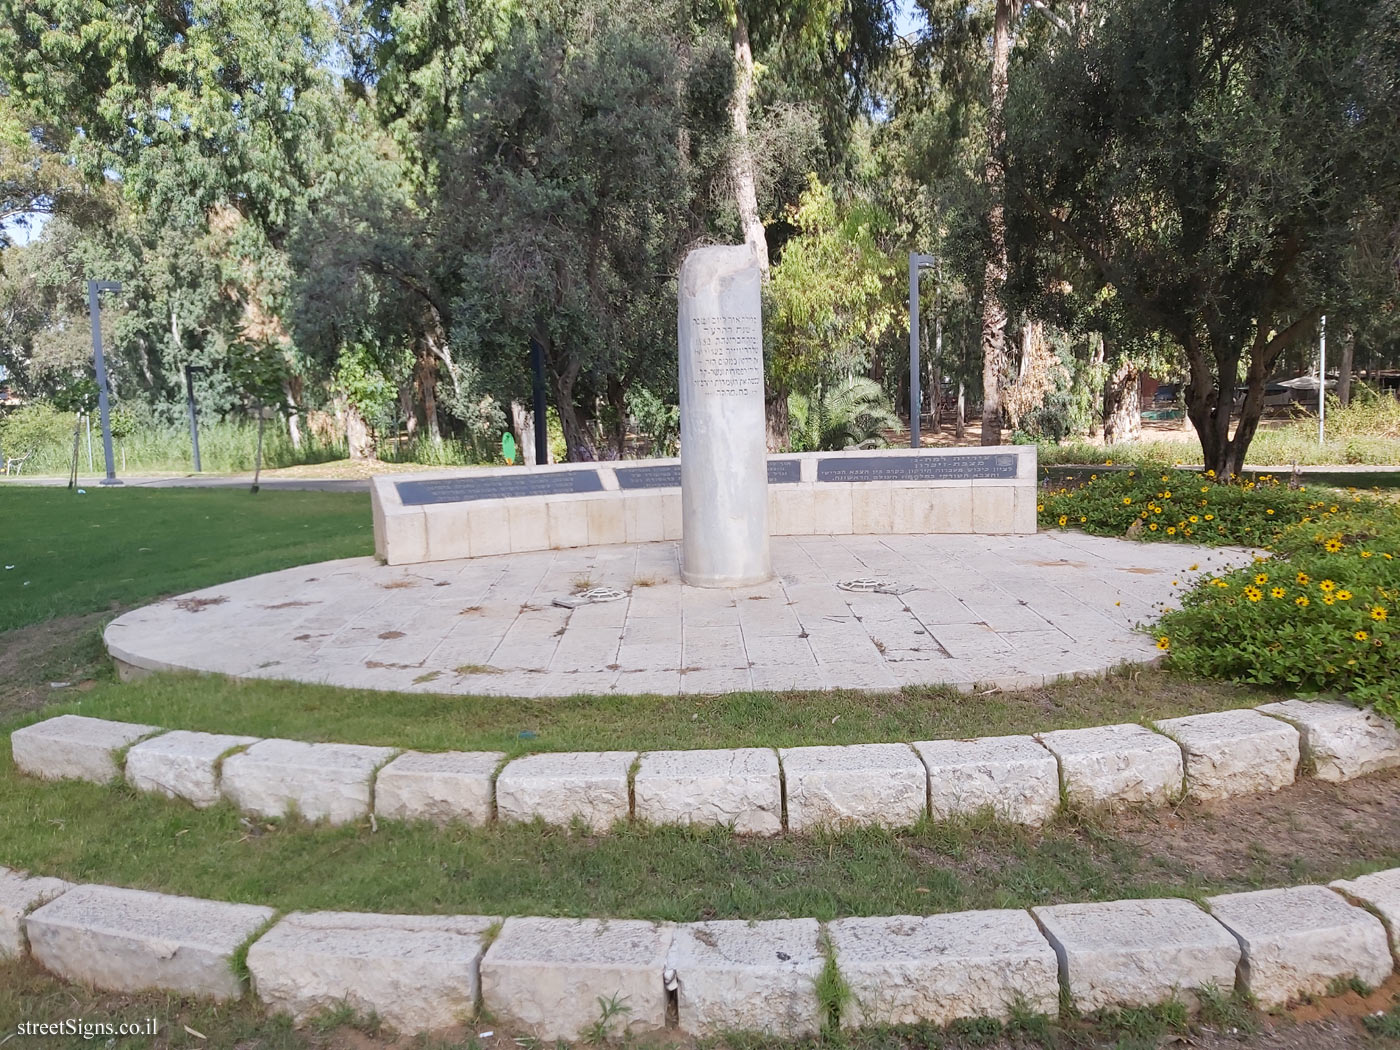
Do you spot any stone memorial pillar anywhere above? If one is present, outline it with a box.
[678,245,772,587]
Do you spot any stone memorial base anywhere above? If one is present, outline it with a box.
[371,446,1038,566]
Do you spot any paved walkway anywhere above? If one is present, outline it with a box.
[105,533,1254,696]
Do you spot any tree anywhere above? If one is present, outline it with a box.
[1008,0,1400,476]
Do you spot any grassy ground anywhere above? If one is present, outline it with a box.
[0,488,371,631]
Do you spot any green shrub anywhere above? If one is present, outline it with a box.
[0,402,77,464]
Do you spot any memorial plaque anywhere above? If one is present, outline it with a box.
[395,470,604,506]
[616,460,801,490]
[815,453,1018,484]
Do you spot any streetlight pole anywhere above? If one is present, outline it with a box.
[908,253,937,449]
[1318,315,1327,446]
[184,364,205,472]
[87,280,123,486]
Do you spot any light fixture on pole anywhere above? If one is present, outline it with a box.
[908,253,938,449]
[1318,315,1326,446]
[87,280,123,486]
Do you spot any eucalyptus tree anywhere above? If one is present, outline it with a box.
[1007,0,1400,476]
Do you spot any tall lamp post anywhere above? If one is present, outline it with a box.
[87,280,122,486]
[184,364,206,472]
[908,253,938,448]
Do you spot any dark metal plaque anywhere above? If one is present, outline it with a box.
[815,453,1018,483]
[615,464,681,490]
[766,459,801,484]
[396,470,604,506]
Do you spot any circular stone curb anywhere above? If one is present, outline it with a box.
[4,864,1397,1040]
[10,700,1400,834]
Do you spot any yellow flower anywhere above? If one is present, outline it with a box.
[1319,579,1336,593]
[1244,586,1262,602]
[1157,636,1170,650]
[1336,590,1352,601]
[1322,595,1335,605]
[1324,538,1343,553]
[1386,553,1395,560]
[1270,587,1286,599]
[1122,497,1132,505]
[1090,474,1097,480]
[1205,469,1215,478]
[1166,526,1176,535]
[1296,572,1310,585]
[1361,551,1373,559]
[1079,516,1086,523]
[1037,504,1044,512]
[1265,508,1274,515]
[1295,596,1310,607]
[1372,607,1389,622]
[1204,514,1214,521]
[1163,490,1172,499]
[1104,459,1113,466]
[1189,515,1199,523]
[1211,579,1229,589]
[1149,523,1159,531]
[1058,515,1068,527]
[1189,564,1199,571]
[1254,573,1268,585]
[1355,630,1369,642]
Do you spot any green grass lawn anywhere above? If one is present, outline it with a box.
[0,488,372,631]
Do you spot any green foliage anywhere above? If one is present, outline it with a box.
[0,402,75,459]
[1158,502,1400,710]
[1038,467,1322,548]
[625,387,680,458]
[789,375,898,451]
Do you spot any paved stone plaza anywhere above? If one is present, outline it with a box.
[106,532,1254,696]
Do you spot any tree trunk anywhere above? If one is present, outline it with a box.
[553,361,597,462]
[1339,329,1354,407]
[345,401,374,461]
[729,8,768,276]
[979,0,1013,448]
[400,385,419,439]
[765,388,790,453]
[282,378,304,451]
[416,351,441,443]
[955,379,966,441]
[931,314,943,431]
[1102,358,1141,444]
[606,374,627,458]
[510,401,540,466]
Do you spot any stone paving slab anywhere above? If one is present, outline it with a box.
[1038,724,1184,808]
[667,919,825,1037]
[0,867,71,960]
[373,750,505,827]
[495,751,635,832]
[634,748,782,834]
[779,743,926,831]
[247,911,498,1033]
[827,910,1060,1028]
[1256,700,1400,782]
[221,739,398,825]
[914,735,1059,826]
[1153,710,1299,801]
[1331,868,1400,957]
[1206,886,1393,1007]
[125,730,261,808]
[11,715,162,784]
[480,917,673,1040]
[1031,898,1240,1010]
[25,884,274,1001]
[103,536,1252,697]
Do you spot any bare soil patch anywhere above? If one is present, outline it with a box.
[0,610,112,723]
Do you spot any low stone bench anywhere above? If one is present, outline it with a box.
[1257,700,1400,782]
[221,739,398,825]
[494,751,635,832]
[25,884,274,1001]
[1154,710,1299,801]
[480,916,673,1040]
[667,919,825,1037]
[1331,868,1400,957]
[779,743,926,831]
[634,748,782,835]
[0,867,71,959]
[1031,898,1240,1010]
[828,910,1059,1028]
[1206,885,1393,1007]
[373,750,505,827]
[247,911,498,1033]
[914,735,1059,827]
[11,715,161,784]
[1038,723,1183,808]
[125,729,260,808]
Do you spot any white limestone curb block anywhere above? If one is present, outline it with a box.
[495,751,636,832]
[480,917,673,1040]
[125,730,261,808]
[1038,724,1184,808]
[0,867,72,960]
[1153,710,1299,801]
[667,919,824,1037]
[1206,886,1394,1007]
[247,911,498,1033]
[221,739,398,825]
[373,751,505,827]
[11,715,163,784]
[779,744,927,831]
[1256,700,1400,782]
[634,748,782,835]
[827,910,1059,1028]
[24,884,274,1001]
[1031,898,1240,1011]
[914,735,1059,827]
[1331,868,1400,958]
